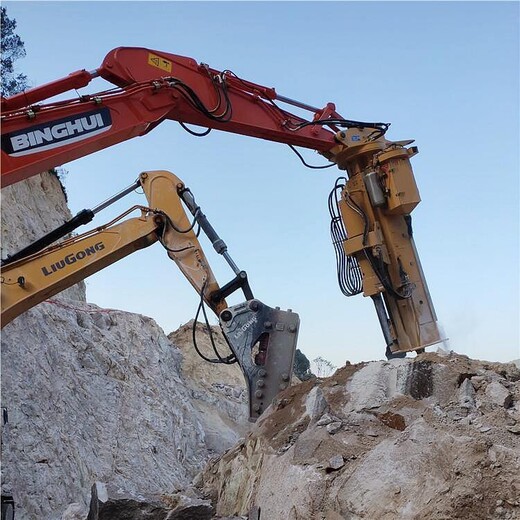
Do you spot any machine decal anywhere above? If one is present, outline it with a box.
[1,108,112,157]
[233,314,258,340]
[41,241,106,276]
[147,53,172,73]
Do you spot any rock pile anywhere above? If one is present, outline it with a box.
[198,353,520,520]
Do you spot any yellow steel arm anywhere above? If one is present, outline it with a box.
[139,170,224,315]
[1,170,224,327]
[1,170,301,421]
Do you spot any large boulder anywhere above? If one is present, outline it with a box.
[1,302,211,518]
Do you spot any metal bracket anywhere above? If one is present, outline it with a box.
[210,271,253,304]
[220,299,299,421]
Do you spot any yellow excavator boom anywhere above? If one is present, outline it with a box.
[1,170,299,421]
[1,171,223,326]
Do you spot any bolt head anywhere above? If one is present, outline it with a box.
[257,379,265,388]
[249,300,260,311]
[220,310,233,322]
[264,321,272,329]
[255,390,263,398]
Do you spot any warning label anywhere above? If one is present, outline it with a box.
[148,53,172,73]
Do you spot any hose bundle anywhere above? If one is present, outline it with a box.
[328,177,363,297]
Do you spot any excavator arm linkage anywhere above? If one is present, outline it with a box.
[1,170,299,420]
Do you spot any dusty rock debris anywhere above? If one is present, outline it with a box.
[198,354,520,520]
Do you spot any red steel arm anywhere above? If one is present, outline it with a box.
[1,47,343,187]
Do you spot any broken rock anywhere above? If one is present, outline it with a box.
[459,378,476,409]
[485,381,513,408]
[86,482,214,520]
[198,353,520,520]
[326,422,342,435]
[317,413,339,427]
[305,386,328,421]
[327,455,345,471]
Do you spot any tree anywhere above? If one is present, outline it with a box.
[311,356,336,378]
[293,349,314,381]
[1,6,28,96]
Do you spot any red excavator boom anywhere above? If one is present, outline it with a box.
[1,47,343,187]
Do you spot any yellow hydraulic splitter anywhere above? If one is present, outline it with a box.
[327,128,442,358]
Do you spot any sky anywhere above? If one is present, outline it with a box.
[3,1,519,365]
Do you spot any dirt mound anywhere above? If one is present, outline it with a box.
[198,352,520,520]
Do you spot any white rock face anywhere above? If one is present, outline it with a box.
[1,171,86,302]
[2,303,208,518]
[1,172,248,519]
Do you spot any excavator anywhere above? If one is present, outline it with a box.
[1,169,299,422]
[1,47,442,519]
[1,46,442,359]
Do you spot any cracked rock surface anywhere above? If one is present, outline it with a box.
[198,355,520,520]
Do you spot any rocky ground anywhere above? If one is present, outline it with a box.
[59,352,520,520]
[198,353,520,520]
